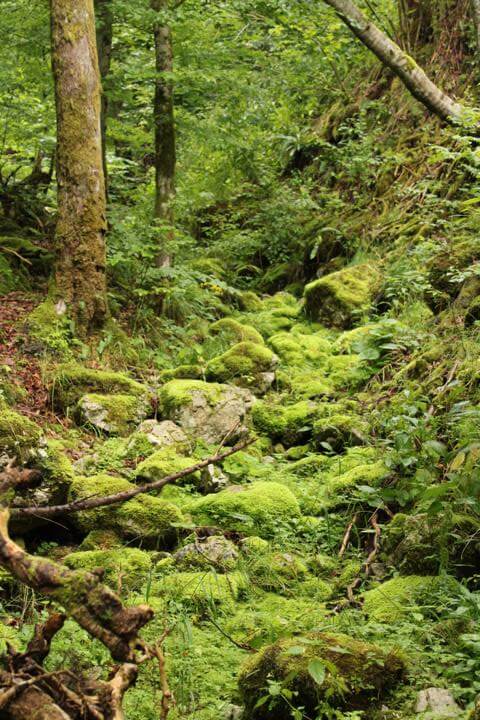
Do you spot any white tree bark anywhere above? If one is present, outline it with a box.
[322,0,466,125]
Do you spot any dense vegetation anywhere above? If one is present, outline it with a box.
[2,0,480,718]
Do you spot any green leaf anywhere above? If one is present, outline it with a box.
[307,658,326,686]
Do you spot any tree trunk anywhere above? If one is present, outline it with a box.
[95,0,113,193]
[322,0,466,125]
[152,0,176,268]
[473,0,480,51]
[51,0,108,335]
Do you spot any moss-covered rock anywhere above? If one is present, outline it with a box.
[51,364,148,411]
[252,399,319,446]
[153,571,245,613]
[238,632,405,719]
[24,299,73,358]
[362,575,463,623]
[277,369,334,400]
[77,393,151,435]
[240,293,301,338]
[174,535,238,571]
[134,446,199,485]
[79,529,122,551]
[304,263,381,329]
[0,400,42,461]
[64,547,152,591]
[158,379,253,444]
[210,318,265,346]
[312,413,368,453]
[316,459,389,510]
[268,330,331,368]
[69,474,184,545]
[245,549,308,592]
[188,481,301,537]
[206,342,277,394]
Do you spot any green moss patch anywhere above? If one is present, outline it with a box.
[51,364,148,410]
[0,400,42,460]
[77,392,150,435]
[64,547,152,591]
[209,318,265,346]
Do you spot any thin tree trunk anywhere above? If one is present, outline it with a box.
[152,0,176,268]
[322,0,466,125]
[51,0,108,335]
[473,0,480,51]
[95,0,113,193]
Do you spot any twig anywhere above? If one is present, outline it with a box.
[205,614,256,653]
[0,671,64,710]
[12,437,255,519]
[339,513,358,557]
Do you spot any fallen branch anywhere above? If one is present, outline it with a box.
[339,513,358,558]
[12,437,255,519]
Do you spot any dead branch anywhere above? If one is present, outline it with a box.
[108,663,138,720]
[12,437,255,520]
[339,513,358,558]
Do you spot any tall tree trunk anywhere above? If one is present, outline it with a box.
[95,0,113,193]
[51,0,108,335]
[322,0,466,125]
[473,0,480,51]
[152,0,176,268]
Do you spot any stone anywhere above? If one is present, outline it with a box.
[77,393,151,435]
[134,419,189,451]
[173,535,239,571]
[415,688,460,717]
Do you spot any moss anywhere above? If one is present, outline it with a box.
[313,413,368,452]
[69,474,184,545]
[252,399,319,446]
[238,631,405,720]
[268,330,331,368]
[210,318,265,346]
[37,439,75,496]
[0,400,42,460]
[134,446,199,484]
[238,290,263,311]
[240,293,301,338]
[174,535,238,571]
[324,353,368,388]
[159,364,204,382]
[317,460,389,510]
[188,481,301,537]
[77,392,150,435]
[79,529,122,550]
[51,364,148,410]
[24,299,73,358]
[153,571,245,613]
[64,547,152,591]
[0,254,17,294]
[296,576,334,601]
[244,550,308,592]
[304,263,381,329]
[277,369,335,400]
[240,536,270,554]
[206,342,275,388]
[158,379,224,414]
[362,574,463,623]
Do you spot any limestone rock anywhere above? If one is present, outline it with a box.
[77,393,150,435]
[134,419,189,451]
[174,535,238,571]
[415,688,460,717]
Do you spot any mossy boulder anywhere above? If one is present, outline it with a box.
[50,364,148,411]
[69,474,184,546]
[238,632,405,719]
[245,549,308,592]
[77,393,151,435]
[0,400,42,461]
[209,318,265,346]
[153,570,245,613]
[382,512,480,576]
[173,535,238,571]
[241,293,301,338]
[79,529,122,551]
[23,299,72,358]
[252,400,319,446]
[188,481,301,537]
[64,547,152,591]
[134,446,199,485]
[312,413,368,453]
[316,459,389,510]
[362,575,463,623]
[269,330,331,368]
[304,263,381,329]
[277,369,334,400]
[158,379,253,444]
[206,342,277,394]
[130,420,190,453]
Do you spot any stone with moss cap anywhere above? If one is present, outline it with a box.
[362,574,463,623]
[238,631,405,720]
[174,535,238,571]
[304,263,381,329]
[64,547,152,591]
[209,318,265,346]
[188,481,300,537]
[252,399,319,447]
[269,329,331,368]
[69,473,184,546]
[77,392,151,436]
[206,342,277,394]
[158,379,253,444]
[134,446,200,485]
[313,413,368,453]
[50,364,149,411]
[0,400,42,462]
[24,299,72,359]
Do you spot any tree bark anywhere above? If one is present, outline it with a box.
[322,0,466,125]
[95,0,113,193]
[51,0,108,335]
[473,0,480,51]
[152,0,176,267]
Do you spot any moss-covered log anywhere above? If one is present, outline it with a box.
[51,0,108,334]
